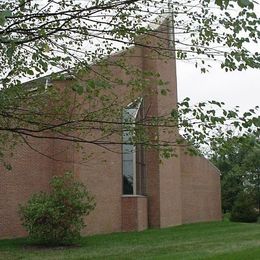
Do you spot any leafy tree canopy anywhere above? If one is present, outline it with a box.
[0,0,260,85]
[210,135,260,213]
[0,0,259,167]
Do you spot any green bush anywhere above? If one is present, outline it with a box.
[230,191,258,223]
[19,172,95,245]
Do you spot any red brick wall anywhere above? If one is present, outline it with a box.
[122,196,148,232]
[75,145,123,235]
[0,138,53,238]
[180,150,222,223]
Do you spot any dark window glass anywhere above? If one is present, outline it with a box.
[122,98,145,195]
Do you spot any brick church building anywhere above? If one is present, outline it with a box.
[0,21,221,239]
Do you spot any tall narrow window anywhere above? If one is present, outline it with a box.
[122,98,145,195]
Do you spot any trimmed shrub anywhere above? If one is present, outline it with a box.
[19,172,95,245]
[230,191,258,223]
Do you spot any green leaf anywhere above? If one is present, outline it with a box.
[215,0,230,9]
[87,80,96,89]
[160,89,167,96]
[27,69,34,76]
[72,84,84,95]
[6,45,15,58]
[215,0,223,7]
[0,9,12,26]
[238,0,252,8]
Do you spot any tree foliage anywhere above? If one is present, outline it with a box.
[1,0,260,85]
[230,191,258,223]
[19,172,96,245]
[0,0,260,165]
[210,135,260,213]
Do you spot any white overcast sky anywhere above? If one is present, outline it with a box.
[176,61,260,112]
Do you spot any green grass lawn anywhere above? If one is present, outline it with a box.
[0,221,260,260]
